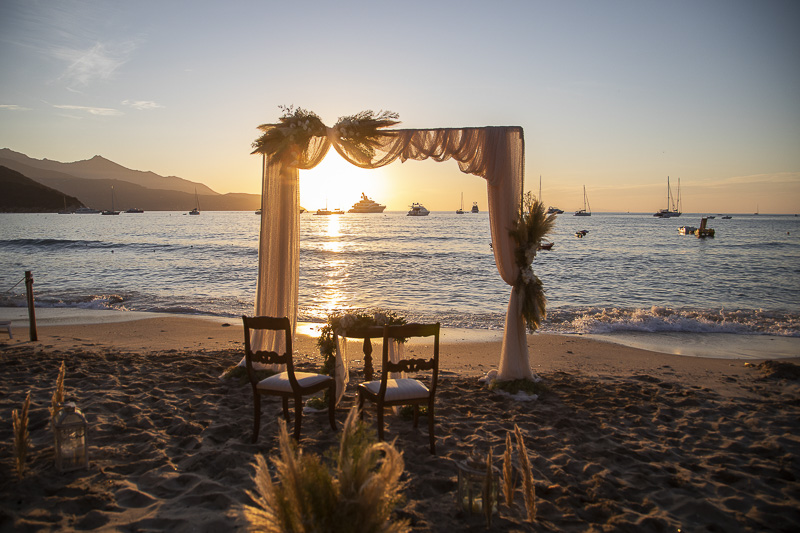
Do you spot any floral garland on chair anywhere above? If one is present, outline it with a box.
[509,191,556,333]
[251,106,400,162]
[317,310,407,375]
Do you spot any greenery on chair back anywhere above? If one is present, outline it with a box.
[244,407,409,532]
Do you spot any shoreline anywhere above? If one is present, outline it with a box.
[1,307,798,361]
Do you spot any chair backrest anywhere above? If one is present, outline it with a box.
[380,322,440,393]
[242,315,294,385]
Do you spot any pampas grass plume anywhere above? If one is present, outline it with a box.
[13,392,31,479]
[50,360,65,420]
[514,424,536,522]
[503,431,515,507]
[483,447,494,528]
[244,407,409,533]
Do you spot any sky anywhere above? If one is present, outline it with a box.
[1,0,798,214]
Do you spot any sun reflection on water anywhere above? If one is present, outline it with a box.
[318,214,346,315]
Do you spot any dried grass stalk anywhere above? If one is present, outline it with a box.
[13,392,31,479]
[483,447,494,528]
[503,431,515,507]
[50,361,65,419]
[514,424,536,522]
[244,407,409,533]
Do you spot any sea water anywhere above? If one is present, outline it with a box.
[1,211,798,342]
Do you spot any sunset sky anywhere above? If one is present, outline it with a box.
[1,0,798,213]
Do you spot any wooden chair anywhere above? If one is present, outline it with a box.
[242,316,336,442]
[357,323,440,454]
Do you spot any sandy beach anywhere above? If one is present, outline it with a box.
[1,314,799,531]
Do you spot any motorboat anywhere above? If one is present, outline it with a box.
[574,185,591,216]
[575,229,588,238]
[471,201,479,213]
[721,215,732,219]
[407,203,430,216]
[74,207,100,214]
[348,193,386,213]
[538,241,555,250]
[679,225,697,235]
[653,177,681,218]
[125,207,144,213]
[546,206,564,215]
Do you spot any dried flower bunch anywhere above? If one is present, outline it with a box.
[509,191,556,332]
[317,309,406,374]
[13,392,31,479]
[252,106,400,164]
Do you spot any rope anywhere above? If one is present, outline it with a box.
[2,277,25,294]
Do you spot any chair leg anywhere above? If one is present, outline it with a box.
[282,396,290,421]
[252,393,261,443]
[293,394,303,441]
[357,391,365,420]
[377,402,385,442]
[327,383,337,431]
[428,400,436,455]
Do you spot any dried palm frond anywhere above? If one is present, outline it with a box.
[514,424,536,522]
[251,105,327,161]
[13,392,31,479]
[333,110,400,164]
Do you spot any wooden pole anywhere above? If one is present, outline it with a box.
[25,271,37,341]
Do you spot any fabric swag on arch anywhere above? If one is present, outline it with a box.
[250,108,533,380]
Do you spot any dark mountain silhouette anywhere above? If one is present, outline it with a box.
[0,149,261,211]
[0,166,84,212]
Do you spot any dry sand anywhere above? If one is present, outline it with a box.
[1,316,799,532]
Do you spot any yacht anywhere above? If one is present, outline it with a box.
[189,188,200,215]
[348,193,386,213]
[574,186,591,216]
[407,203,430,216]
[471,202,479,213]
[125,207,144,213]
[75,207,100,214]
[101,186,120,215]
[456,192,464,214]
[653,177,681,218]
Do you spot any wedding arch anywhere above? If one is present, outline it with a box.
[250,108,534,381]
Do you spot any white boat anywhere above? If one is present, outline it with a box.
[471,201,479,213]
[189,188,200,215]
[653,177,681,218]
[547,206,564,214]
[101,186,120,215]
[407,203,430,216]
[74,207,100,214]
[348,193,386,213]
[574,186,591,216]
[679,225,697,235]
[125,207,144,213]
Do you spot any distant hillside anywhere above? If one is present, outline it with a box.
[0,148,218,195]
[0,166,84,212]
[0,149,261,211]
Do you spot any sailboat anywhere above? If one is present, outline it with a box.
[574,185,591,216]
[101,186,120,215]
[189,188,200,215]
[456,192,464,214]
[653,177,681,218]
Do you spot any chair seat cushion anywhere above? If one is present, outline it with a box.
[257,372,331,393]
[361,378,429,402]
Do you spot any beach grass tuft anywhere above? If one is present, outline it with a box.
[514,424,536,521]
[483,447,495,528]
[244,407,409,532]
[13,392,32,479]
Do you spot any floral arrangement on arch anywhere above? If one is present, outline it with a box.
[509,191,556,333]
[317,310,407,374]
[251,105,400,163]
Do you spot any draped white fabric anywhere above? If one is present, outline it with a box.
[252,126,533,381]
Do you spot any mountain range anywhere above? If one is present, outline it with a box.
[0,148,261,212]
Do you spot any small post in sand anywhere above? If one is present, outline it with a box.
[25,271,37,341]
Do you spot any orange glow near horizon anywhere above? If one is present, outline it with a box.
[300,152,390,212]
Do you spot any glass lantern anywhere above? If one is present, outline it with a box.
[456,456,499,515]
[52,402,89,472]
